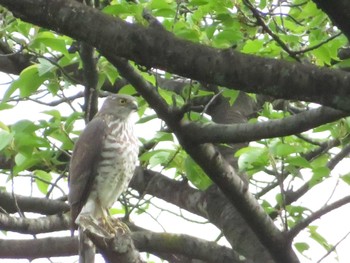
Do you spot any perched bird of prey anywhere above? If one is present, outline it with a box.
[68,94,139,262]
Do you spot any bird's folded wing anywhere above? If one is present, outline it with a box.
[68,117,108,227]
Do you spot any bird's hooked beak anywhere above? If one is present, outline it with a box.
[131,101,138,111]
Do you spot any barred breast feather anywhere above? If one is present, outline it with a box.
[95,117,138,211]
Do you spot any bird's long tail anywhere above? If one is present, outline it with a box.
[79,226,95,263]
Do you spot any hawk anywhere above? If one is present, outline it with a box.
[68,94,139,262]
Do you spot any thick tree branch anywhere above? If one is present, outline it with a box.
[132,231,241,263]
[80,42,99,122]
[0,191,69,215]
[2,0,350,111]
[80,217,144,263]
[0,236,78,259]
[0,213,70,234]
[0,41,32,74]
[131,168,207,219]
[180,107,347,144]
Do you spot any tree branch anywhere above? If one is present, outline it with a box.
[80,42,99,122]
[132,231,241,263]
[0,213,70,234]
[0,191,69,215]
[80,217,144,263]
[2,0,350,111]
[0,236,78,259]
[180,107,347,144]
[0,40,32,74]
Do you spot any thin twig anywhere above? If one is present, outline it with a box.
[317,230,350,263]
[291,32,342,55]
[243,0,301,62]
[201,90,223,117]
[287,195,350,240]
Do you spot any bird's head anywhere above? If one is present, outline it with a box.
[98,94,138,119]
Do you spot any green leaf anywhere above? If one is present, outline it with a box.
[0,103,14,111]
[221,88,239,106]
[312,46,331,66]
[0,122,10,132]
[140,149,173,168]
[173,25,200,42]
[30,32,70,57]
[189,0,209,5]
[213,27,243,48]
[260,200,275,214]
[119,84,137,96]
[11,65,47,98]
[0,130,14,151]
[310,154,328,168]
[258,0,267,9]
[271,143,297,156]
[205,24,217,40]
[103,4,130,15]
[15,133,49,149]
[236,146,268,172]
[294,242,310,253]
[275,193,283,206]
[1,79,21,104]
[242,39,264,54]
[13,153,40,174]
[286,156,311,168]
[137,114,157,124]
[287,205,307,217]
[153,131,173,142]
[309,167,330,187]
[158,88,184,106]
[99,59,120,85]
[308,225,333,251]
[149,0,173,10]
[336,58,350,69]
[11,120,38,134]
[47,81,60,95]
[14,152,27,166]
[153,8,176,17]
[341,173,350,185]
[37,58,56,76]
[109,207,125,215]
[184,156,212,190]
[42,109,62,120]
[34,170,52,195]
[64,112,81,133]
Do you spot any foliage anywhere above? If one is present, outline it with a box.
[0,0,350,262]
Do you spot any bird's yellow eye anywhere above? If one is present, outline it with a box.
[119,98,127,104]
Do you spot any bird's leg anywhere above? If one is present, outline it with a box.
[97,208,129,235]
[98,208,117,234]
